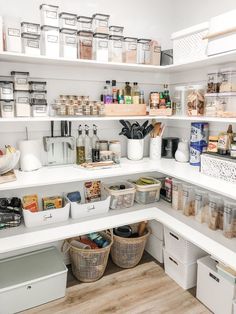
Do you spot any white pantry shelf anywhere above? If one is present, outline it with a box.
[0,201,235,270]
[0,158,235,200]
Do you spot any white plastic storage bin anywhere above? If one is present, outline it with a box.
[133,178,161,204]
[3,16,21,52]
[207,10,236,56]
[163,248,197,290]
[60,28,77,59]
[164,227,206,263]
[22,33,40,56]
[216,263,236,284]
[197,256,236,314]
[68,195,110,219]
[0,247,67,314]
[41,25,59,58]
[145,234,164,263]
[148,220,164,240]
[40,4,59,27]
[23,202,70,228]
[0,100,14,118]
[103,181,135,209]
[171,22,209,64]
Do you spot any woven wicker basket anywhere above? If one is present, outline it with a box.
[111,228,150,269]
[62,230,113,282]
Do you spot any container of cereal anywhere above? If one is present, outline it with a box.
[186,85,205,116]
[123,37,138,63]
[223,200,236,238]
[92,13,109,34]
[109,35,123,63]
[93,33,109,62]
[137,39,151,64]
[182,184,195,216]
[208,194,223,231]
[78,30,93,60]
[194,189,208,223]
[172,179,183,210]
[60,28,77,59]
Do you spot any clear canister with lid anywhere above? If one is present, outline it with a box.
[40,4,59,27]
[186,85,205,116]
[150,40,161,65]
[123,37,138,64]
[172,179,183,210]
[109,35,123,63]
[14,90,30,117]
[223,200,236,238]
[21,33,41,56]
[194,189,208,223]
[204,93,225,117]
[109,25,124,36]
[109,140,121,164]
[60,28,77,59]
[0,81,14,100]
[77,16,93,31]
[0,100,14,118]
[11,71,29,91]
[208,194,223,230]
[182,184,195,216]
[93,33,109,62]
[137,39,151,64]
[220,71,236,93]
[30,90,47,101]
[31,99,48,117]
[41,25,60,58]
[29,81,47,92]
[78,30,93,60]
[59,12,77,30]
[207,73,221,93]
[172,85,187,116]
[92,13,110,34]
[21,22,40,35]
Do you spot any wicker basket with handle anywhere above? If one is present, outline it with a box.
[62,230,113,282]
[111,228,150,269]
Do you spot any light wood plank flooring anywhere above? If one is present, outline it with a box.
[24,261,210,314]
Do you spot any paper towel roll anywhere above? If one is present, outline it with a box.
[19,140,42,171]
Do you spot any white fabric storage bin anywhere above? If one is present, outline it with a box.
[163,248,197,290]
[207,10,236,56]
[145,234,164,263]
[41,25,59,58]
[60,28,77,59]
[40,4,59,27]
[197,256,236,314]
[0,247,67,314]
[23,202,70,228]
[164,226,206,263]
[148,220,164,241]
[171,22,209,64]
[3,16,21,52]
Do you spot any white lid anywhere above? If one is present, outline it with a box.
[171,22,209,40]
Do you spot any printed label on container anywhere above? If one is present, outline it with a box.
[190,146,201,164]
[26,25,38,34]
[8,28,20,37]
[82,39,92,47]
[98,40,108,48]
[34,93,45,99]
[82,22,92,29]
[65,36,76,45]
[17,97,29,103]
[47,35,58,43]
[27,39,39,48]
[2,88,11,94]
[35,105,46,113]
[128,43,137,50]
[16,78,27,85]
[65,19,76,26]
[209,201,217,210]
[114,41,122,48]
[3,105,13,112]
[98,20,108,27]
[154,46,161,53]
[46,10,57,19]
[144,43,151,51]
[33,84,45,91]
[195,194,203,202]
[190,125,208,144]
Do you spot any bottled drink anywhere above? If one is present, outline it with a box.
[117,89,124,104]
[164,84,171,108]
[76,124,85,165]
[92,124,100,162]
[132,82,140,104]
[112,79,118,103]
[124,82,132,104]
[84,124,92,162]
[103,80,112,104]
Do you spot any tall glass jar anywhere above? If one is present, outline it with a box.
[172,85,187,116]
[186,85,205,116]
[93,33,109,62]
[78,30,93,60]
[137,39,151,64]
[123,37,137,64]
[109,35,123,63]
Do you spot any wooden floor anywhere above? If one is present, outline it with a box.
[24,260,210,314]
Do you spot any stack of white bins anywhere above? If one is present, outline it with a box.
[197,256,236,314]
[163,226,206,290]
[145,220,164,263]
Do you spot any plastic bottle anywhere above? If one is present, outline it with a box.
[103,80,112,104]
[92,124,100,162]
[84,124,92,162]
[76,124,85,165]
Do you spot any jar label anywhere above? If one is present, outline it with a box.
[98,20,108,27]
[17,97,29,103]
[26,25,38,33]
[35,105,46,113]
[2,88,11,94]
[143,43,151,51]
[47,35,58,43]
[16,78,27,85]
[128,43,137,50]
[82,22,92,29]
[46,10,57,19]
[183,190,189,197]
[3,105,13,112]
[154,46,161,53]
[34,93,45,99]
[114,41,122,48]
[98,40,108,48]
[8,28,20,37]
[65,36,76,45]
[82,39,92,47]
[27,39,39,48]
[65,18,76,26]
[33,84,45,91]
[195,194,203,201]
[209,201,217,210]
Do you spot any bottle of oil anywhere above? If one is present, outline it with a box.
[84,124,92,162]
[76,125,85,164]
[92,124,100,162]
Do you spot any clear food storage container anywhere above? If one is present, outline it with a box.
[150,40,161,65]
[40,4,59,27]
[30,90,47,100]
[102,181,135,209]
[21,22,40,35]
[218,93,236,118]
[11,71,29,91]
[21,33,40,56]
[207,73,221,93]
[109,35,123,63]
[123,37,137,63]
[208,194,223,230]
[92,13,109,34]
[109,25,124,36]
[78,30,93,60]
[59,12,77,30]
[204,94,224,117]
[60,28,77,59]
[0,81,13,100]
[3,16,21,53]
[77,16,93,31]
[133,178,161,204]
[186,85,205,116]
[172,179,183,210]
[31,99,48,117]
[14,90,30,117]
[172,85,187,116]
[220,71,236,93]
[194,189,208,223]
[29,81,47,92]
[0,100,14,118]
[182,184,195,216]
[41,25,59,58]
[223,200,236,238]
[137,39,151,64]
[93,33,109,62]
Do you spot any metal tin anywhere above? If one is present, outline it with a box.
[190,122,209,146]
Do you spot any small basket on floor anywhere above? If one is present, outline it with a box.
[62,230,113,283]
[111,228,150,269]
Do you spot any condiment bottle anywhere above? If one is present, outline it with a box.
[84,124,92,162]
[124,82,132,104]
[76,124,85,165]
[132,82,140,104]
[117,89,124,104]
[112,80,118,104]
[92,124,100,162]
[103,80,112,104]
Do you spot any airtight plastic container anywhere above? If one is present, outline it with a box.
[60,28,77,59]
[132,178,161,204]
[40,4,59,27]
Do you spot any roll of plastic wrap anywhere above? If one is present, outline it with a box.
[19,140,42,171]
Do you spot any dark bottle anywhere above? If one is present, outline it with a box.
[92,124,100,162]
[76,125,85,165]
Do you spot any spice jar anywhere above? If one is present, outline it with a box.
[123,37,138,63]
[194,189,208,223]
[109,26,124,36]
[207,73,221,93]
[208,194,223,230]
[59,12,77,30]
[172,179,183,210]
[77,16,93,32]
[204,94,224,117]
[41,25,60,58]
[137,39,151,64]
[40,4,59,27]
[182,184,195,216]
[78,30,93,60]
[207,136,218,153]
[220,71,236,93]
[92,13,110,34]
[60,28,77,59]
[186,85,205,116]
[109,35,123,63]
[223,200,236,238]
[93,33,109,62]
[0,100,14,118]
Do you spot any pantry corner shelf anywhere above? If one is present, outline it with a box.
[0,158,235,200]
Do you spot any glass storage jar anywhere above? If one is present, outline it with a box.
[223,200,236,238]
[0,100,14,118]
[21,33,40,56]
[109,25,124,36]
[220,71,236,93]
[77,16,93,31]
[182,184,195,216]
[11,71,29,91]
[208,194,224,231]
[194,189,208,223]
[204,93,225,117]
[40,4,59,27]
[218,92,236,118]
[41,25,59,58]
[207,73,221,93]
[123,37,138,64]
[78,30,93,60]
[93,33,109,62]
[0,81,13,100]
[109,35,123,63]
[59,12,77,30]
[172,85,188,116]
[92,13,109,34]
[21,22,40,35]
[60,28,77,59]
[137,39,151,64]
[186,85,205,116]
